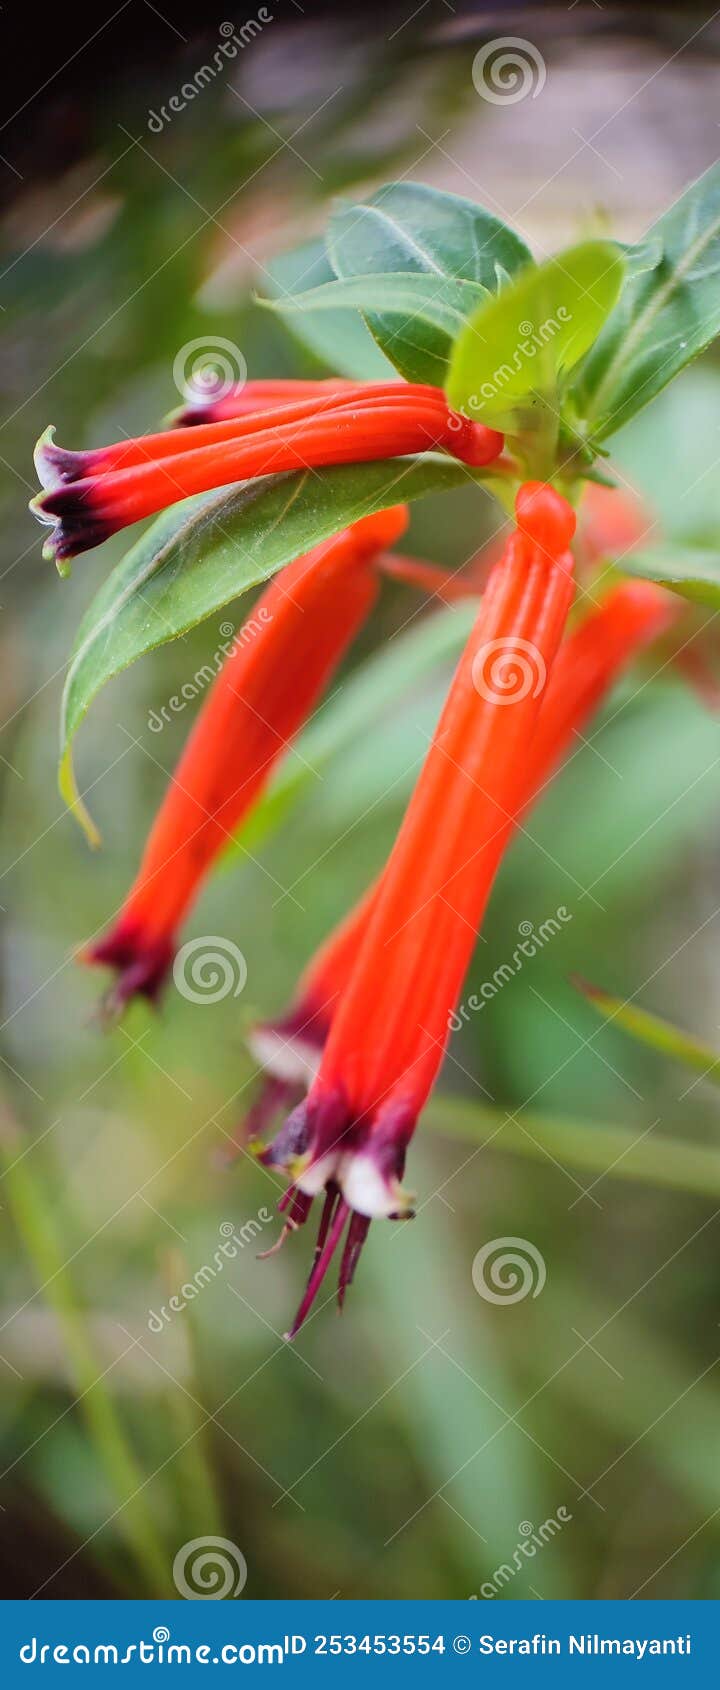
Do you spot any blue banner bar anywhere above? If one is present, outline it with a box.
[0,1600,716,1684]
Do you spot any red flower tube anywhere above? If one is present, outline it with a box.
[240,573,677,1165]
[260,482,577,1333]
[85,507,408,1014]
[32,385,503,565]
[171,377,366,427]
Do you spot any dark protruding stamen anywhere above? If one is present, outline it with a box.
[285,1196,351,1340]
[337,1211,371,1309]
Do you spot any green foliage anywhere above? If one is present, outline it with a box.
[325,180,532,382]
[265,239,394,378]
[262,272,489,360]
[446,241,625,436]
[59,457,484,841]
[576,980,720,1084]
[620,545,720,608]
[571,160,720,438]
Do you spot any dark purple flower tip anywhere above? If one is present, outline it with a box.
[33,426,94,489]
[30,481,118,568]
[255,1096,312,1170]
[340,1099,417,1218]
[166,402,215,427]
[215,1074,302,1170]
[83,925,175,1020]
[257,1083,351,1192]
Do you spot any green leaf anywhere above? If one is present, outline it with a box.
[60,456,486,842]
[571,161,720,439]
[265,238,394,379]
[620,544,720,608]
[446,241,626,431]
[262,271,488,349]
[575,978,720,1085]
[326,181,531,384]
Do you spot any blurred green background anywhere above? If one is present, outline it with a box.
[2,5,720,1601]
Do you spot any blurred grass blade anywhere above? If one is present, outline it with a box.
[0,1105,171,1593]
[426,1094,720,1197]
[575,976,720,1085]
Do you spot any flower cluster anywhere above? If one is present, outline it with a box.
[32,371,681,1337]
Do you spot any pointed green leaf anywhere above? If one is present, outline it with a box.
[327,181,532,384]
[571,161,720,439]
[446,241,625,429]
[262,271,488,348]
[576,978,720,1085]
[266,238,394,378]
[620,544,720,609]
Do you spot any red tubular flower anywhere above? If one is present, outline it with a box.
[85,507,408,1014]
[241,572,678,1170]
[260,482,577,1335]
[31,383,504,565]
[221,885,378,1164]
[172,377,358,427]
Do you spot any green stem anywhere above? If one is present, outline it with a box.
[0,1109,171,1593]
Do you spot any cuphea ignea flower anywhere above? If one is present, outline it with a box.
[259,481,577,1334]
[172,376,357,427]
[224,884,378,1163]
[31,381,503,566]
[239,573,678,1171]
[85,507,408,1014]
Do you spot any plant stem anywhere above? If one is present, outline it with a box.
[0,1106,171,1593]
